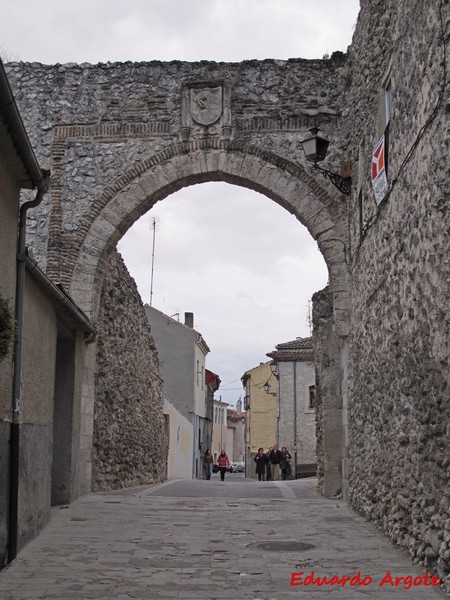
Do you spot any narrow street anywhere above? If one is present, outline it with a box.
[0,476,446,599]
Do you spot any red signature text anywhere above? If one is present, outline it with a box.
[290,570,440,590]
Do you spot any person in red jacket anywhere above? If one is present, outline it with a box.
[217,450,230,482]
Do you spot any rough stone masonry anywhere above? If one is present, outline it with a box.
[3,0,450,591]
[93,251,167,491]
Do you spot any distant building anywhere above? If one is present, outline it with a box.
[267,337,317,478]
[204,369,221,454]
[145,307,211,478]
[241,361,277,478]
[227,404,245,463]
[212,398,229,463]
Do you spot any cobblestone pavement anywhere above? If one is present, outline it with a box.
[0,475,446,599]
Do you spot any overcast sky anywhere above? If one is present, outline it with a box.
[1,0,360,406]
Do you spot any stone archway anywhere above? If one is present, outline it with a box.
[6,58,352,500]
[64,140,350,497]
[67,140,350,330]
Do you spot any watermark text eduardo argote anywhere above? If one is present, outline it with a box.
[290,570,441,590]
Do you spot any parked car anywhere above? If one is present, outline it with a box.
[230,461,245,473]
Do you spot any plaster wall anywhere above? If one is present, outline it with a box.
[164,398,193,479]
[242,362,277,479]
[194,342,207,418]
[212,400,229,459]
[17,274,57,551]
[145,307,197,421]
[277,360,316,465]
[0,134,21,566]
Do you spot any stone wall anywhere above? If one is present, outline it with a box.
[4,57,348,281]
[341,0,449,587]
[92,251,167,491]
[312,286,344,497]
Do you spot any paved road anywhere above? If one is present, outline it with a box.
[0,475,446,599]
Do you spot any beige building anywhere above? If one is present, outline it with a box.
[241,361,277,479]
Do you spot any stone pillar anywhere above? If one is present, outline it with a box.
[312,286,345,497]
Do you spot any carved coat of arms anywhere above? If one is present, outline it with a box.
[190,86,222,126]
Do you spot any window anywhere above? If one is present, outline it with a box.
[384,77,392,127]
[201,366,204,390]
[196,360,199,386]
[358,189,365,238]
[309,385,316,409]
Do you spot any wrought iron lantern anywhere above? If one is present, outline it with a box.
[301,127,352,195]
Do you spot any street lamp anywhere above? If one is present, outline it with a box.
[270,361,279,378]
[301,127,352,195]
[263,381,277,396]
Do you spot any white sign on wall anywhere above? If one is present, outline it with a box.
[371,135,389,205]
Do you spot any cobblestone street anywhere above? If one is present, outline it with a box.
[0,476,446,599]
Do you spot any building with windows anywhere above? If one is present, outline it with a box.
[227,399,245,464]
[145,307,211,478]
[211,398,229,463]
[267,337,317,479]
[241,361,277,478]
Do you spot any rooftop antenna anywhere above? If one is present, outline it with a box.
[307,300,313,336]
[150,217,157,306]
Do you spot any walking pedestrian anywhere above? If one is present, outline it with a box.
[254,448,268,481]
[280,446,292,480]
[269,444,283,481]
[203,449,213,480]
[217,450,230,482]
[266,447,272,481]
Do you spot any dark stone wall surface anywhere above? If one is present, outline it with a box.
[92,251,167,491]
[341,0,450,588]
[3,57,347,273]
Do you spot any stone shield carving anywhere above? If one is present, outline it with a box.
[190,86,222,126]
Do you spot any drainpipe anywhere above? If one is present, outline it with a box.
[8,176,50,564]
[1,59,51,563]
[293,361,298,479]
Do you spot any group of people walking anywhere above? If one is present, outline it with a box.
[254,444,292,481]
[203,444,292,483]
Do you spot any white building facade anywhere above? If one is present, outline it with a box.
[267,338,317,478]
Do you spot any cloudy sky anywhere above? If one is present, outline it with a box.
[2,0,360,406]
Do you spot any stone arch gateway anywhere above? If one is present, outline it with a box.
[5,1,450,582]
[6,58,352,498]
[69,141,350,327]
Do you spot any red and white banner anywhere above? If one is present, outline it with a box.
[371,135,388,204]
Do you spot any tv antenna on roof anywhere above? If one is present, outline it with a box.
[150,216,157,306]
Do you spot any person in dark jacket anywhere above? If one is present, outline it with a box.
[280,446,292,480]
[203,449,213,480]
[268,444,283,481]
[254,448,268,481]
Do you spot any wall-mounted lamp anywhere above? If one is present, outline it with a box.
[263,381,277,396]
[269,361,279,378]
[301,127,352,195]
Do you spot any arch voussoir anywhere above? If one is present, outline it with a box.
[69,143,350,339]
